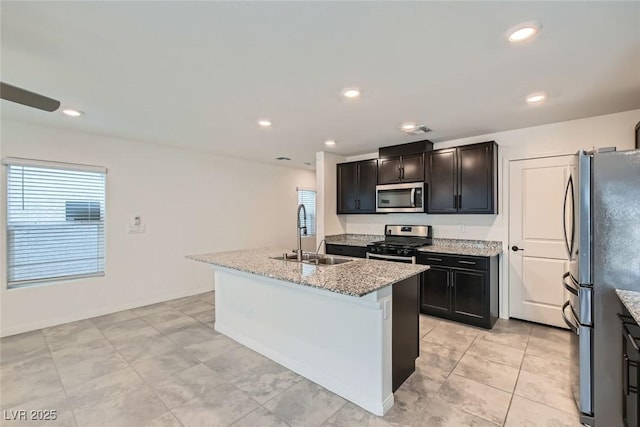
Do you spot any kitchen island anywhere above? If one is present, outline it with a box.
[187,248,429,415]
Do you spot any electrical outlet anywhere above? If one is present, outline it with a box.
[459,224,465,232]
[383,300,391,319]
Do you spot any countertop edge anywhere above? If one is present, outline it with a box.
[616,289,640,325]
[186,251,429,298]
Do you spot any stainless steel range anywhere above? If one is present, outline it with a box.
[366,225,433,264]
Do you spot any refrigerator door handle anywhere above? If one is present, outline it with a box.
[561,300,579,334]
[562,175,575,258]
[562,271,579,296]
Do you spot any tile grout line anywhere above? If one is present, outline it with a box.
[95,316,178,426]
[92,307,193,426]
[500,325,533,426]
[440,333,508,427]
[41,329,82,427]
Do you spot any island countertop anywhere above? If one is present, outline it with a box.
[617,289,640,325]
[187,247,429,297]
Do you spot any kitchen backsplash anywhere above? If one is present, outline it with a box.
[344,214,502,242]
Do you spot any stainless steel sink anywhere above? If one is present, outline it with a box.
[303,256,352,266]
[269,252,353,266]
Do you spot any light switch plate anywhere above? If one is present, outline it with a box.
[128,224,146,234]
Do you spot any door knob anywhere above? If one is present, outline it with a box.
[511,246,524,252]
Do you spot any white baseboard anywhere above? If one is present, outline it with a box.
[0,285,214,337]
[215,320,393,416]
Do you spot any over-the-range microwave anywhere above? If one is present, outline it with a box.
[376,182,424,213]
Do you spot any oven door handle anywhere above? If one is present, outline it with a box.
[561,300,579,334]
[366,252,416,264]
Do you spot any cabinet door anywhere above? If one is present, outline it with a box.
[451,269,486,320]
[420,266,450,313]
[337,162,358,214]
[427,148,458,213]
[357,160,378,213]
[400,153,424,182]
[378,157,402,184]
[458,142,495,214]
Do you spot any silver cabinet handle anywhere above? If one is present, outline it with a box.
[426,257,442,262]
[366,252,416,264]
[458,260,476,265]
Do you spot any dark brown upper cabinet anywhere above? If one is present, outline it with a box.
[377,153,424,185]
[337,159,377,214]
[426,141,497,214]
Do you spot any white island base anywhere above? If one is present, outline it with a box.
[213,267,396,415]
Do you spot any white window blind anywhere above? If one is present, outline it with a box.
[297,188,316,236]
[5,161,106,287]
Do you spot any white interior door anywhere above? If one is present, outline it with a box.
[509,156,572,328]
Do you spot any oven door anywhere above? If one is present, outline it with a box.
[376,183,424,213]
[366,252,416,264]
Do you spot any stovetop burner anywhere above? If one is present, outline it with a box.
[366,225,433,258]
[369,240,428,249]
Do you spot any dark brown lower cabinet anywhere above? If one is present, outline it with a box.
[417,252,498,329]
[420,266,450,314]
[325,244,367,258]
[392,275,419,391]
[620,313,640,427]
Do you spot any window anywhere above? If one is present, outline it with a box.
[4,158,106,288]
[297,188,316,236]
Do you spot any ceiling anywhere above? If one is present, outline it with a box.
[1,1,639,169]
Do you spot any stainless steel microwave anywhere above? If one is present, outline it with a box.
[376,182,424,213]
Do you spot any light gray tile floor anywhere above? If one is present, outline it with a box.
[0,292,582,426]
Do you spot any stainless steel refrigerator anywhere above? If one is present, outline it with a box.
[562,148,640,426]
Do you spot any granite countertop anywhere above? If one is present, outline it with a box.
[187,247,429,298]
[419,238,502,257]
[617,289,640,324]
[324,234,502,257]
[325,234,384,247]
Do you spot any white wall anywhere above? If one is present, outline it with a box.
[0,120,315,337]
[315,151,347,247]
[345,110,639,238]
[340,109,640,317]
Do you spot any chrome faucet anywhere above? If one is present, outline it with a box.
[296,203,307,261]
[315,239,326,257]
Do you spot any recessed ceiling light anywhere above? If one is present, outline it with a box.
[507,23,540,43]
[258,119,272,127]
[324,139,336,147]
[342,88,361,99]
[275,156,291,161]
[526,93,546,104]
[62,109,83,117]
[401,123,432,135]
[304,162,312,166]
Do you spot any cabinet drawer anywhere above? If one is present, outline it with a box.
[326,244,367,259]
[417,252,488,271]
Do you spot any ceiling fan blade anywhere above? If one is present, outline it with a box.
[0,82,61,112]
